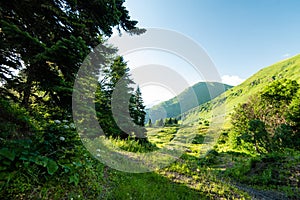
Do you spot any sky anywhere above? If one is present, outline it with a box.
[117,0,300,106]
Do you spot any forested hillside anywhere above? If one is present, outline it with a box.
[147,82,232,123]
[0,0,151,198]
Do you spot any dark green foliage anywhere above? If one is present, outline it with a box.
[192,134,204,144]
[95,57,147,140]
[0,98,35,140]
[95,56,133,139]
[261,79,298,104]
[147,118,152,127]
[0,0,140,109]
[173,118,178,124]
[155,118,164,127]
[198,149,219,166]
[248,119,269,153]
[0,0,146,197]
[286,90,300,129]
[0,101,60,188]
[158,117,179,127]
[114,137,158,153]
[167,117,173,125]
[130,86,146,127]
[203,120,210,126]
[225,150,300,198]
[0,97,110,198]
[231,79,300,153]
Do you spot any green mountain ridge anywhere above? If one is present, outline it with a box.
[182,54,300,126]
[146,82,233,123]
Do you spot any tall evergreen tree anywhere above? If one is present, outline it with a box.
[0,0,143,110]
[95,56,134,139]
[128,86,147,141]
[130,86,146,126]
[95,57,148,141]
[174,118,178,124]
[156,118,164,127]
[148,119,152,127]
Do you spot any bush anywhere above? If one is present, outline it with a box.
[230,79,300,153]
[0,98,95,196]
[198,149,219,166]
[192,134,204,144]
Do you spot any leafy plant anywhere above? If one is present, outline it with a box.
[230,79,300,153]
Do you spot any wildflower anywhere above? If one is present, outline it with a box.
[62,119,68,123]
[59,136,65,141]
[96,154,100,157]
[96,149,101,152]
[63,125,69,129]
[69,123,75,129]
[54,120,61,124]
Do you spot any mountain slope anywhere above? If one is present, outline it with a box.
[183,54,300,126]
[146,82,232,123]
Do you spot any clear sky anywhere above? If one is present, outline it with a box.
[120,0,300,106]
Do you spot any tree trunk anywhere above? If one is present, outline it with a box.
[22,79,32,108]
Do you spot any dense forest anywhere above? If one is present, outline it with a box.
[1,1,299,199]
[0,0,149,198]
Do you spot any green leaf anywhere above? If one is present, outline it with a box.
[69,173,79,186]
[0,148,15,161]
[46,159,58,175]
[2,160,11,166]
[32,156,48,167]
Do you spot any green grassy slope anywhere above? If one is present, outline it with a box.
[183,54,300,127]
[146,82,232,123]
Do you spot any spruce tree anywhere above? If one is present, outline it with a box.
[148,119,152,127]
[0,0,142,110]
[130,87,146,126]
[96,56,134,139]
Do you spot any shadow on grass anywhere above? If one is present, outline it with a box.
[105,167,205,200]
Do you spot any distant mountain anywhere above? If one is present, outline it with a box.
[146,82,232,123]
[183,54,300,126]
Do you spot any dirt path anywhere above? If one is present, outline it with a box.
[225,181,291,200]
[162,169,292,199]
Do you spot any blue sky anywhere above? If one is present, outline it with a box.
[121,0,300,106]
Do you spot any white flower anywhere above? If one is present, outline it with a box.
[96,154,100,157]
[69,123,75,129]
[54,120,61,124]
[62,119,68,123]
[96,149,101,152]
[63,125,69,129]
[59,136,65,141]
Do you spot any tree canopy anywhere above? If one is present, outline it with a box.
[0,0,142,110]
[231,79,300,153]
[0,1,149,194]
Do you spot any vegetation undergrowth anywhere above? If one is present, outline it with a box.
[222,150,300,198]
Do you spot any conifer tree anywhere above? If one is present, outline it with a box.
[0,0,143,110]
[148,119,152,127]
